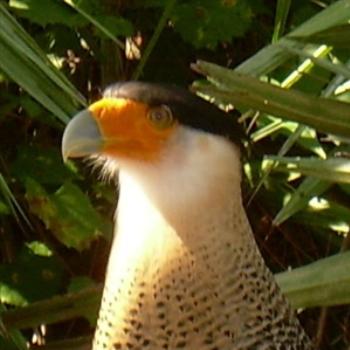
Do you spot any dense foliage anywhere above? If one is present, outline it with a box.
[1,0,350,349]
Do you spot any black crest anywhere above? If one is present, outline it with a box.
[103,81,243,145]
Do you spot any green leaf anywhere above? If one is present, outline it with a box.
[0,303,27,350]
[0,336,24,350]
[338,182,350,196]
[9,0,84,27]
[0,91,19,122]
[68,276,95,293]
[10,0,133,39]
[0,3,85,123]
[18,96,62,128]
[192,61,350,138]
[11,146,77,185]
[25,241,53,257]
[68,276,97,324]
[2,286,102,329]
[4,252,350,330]
[0,199,10,215]
[93,15,133,38]
[279,41,350,80]
[235,0,350,75]
[291,24,350,48]
[25,179,109,250]
[172,0,256,49]
[63,0,127,48]
[277,251,350,308]
[0,245,64,306]
[132,0,176,79]
[272,0,291,43]
[0,173,31,228]
[295,200,350,234]
[273,177,331,225]
[252,117,326,157]
[266,156,350,184]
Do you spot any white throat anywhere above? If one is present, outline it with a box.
[106,128,243,281]
[117,128,242,231]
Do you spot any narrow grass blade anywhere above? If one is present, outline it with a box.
[0,3,85,123]
[132,0,177,79]
[0,304,27,350]
[236,0,350,75]
[0,173,32,229]
[280,41,350,80]
[63,0,124,49]
[192,61,350,138]
[273,177,331,226]
[291,24,350,48]
[266,156,350,184]
[272,0,291,43]
[272,58,350,225]
[250,118,284,142]
[1,285,102,330]
[276,251,350,308]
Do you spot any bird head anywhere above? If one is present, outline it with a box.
[63,81,241,161]
[62,82,242,217]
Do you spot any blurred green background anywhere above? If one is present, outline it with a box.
[1,0,350,349]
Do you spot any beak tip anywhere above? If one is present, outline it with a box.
[61,109,102,160]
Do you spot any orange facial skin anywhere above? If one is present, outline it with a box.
[88,98,177,162]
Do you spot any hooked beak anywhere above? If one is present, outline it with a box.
[62,109,103,161]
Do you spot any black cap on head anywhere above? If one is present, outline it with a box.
[103,81,243,145]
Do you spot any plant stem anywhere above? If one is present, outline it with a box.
[132,0,176,80]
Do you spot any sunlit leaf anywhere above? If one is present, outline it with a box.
[25,179,110,250]
[192,60,350,138]
[235,0,350,75]
[0,3,85,123]
[25,241,53,257]
[291,24,350,48]
[295,201,350,234]
[253,117,326,157]
[277,251,350,308]
[2,286,102,329]
[272,0,291,43]
[266,156,350,184]
[273,177,331,225]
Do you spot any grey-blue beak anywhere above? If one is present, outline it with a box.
[62,109,103,161]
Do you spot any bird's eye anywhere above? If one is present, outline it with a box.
[147,105,174,129]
